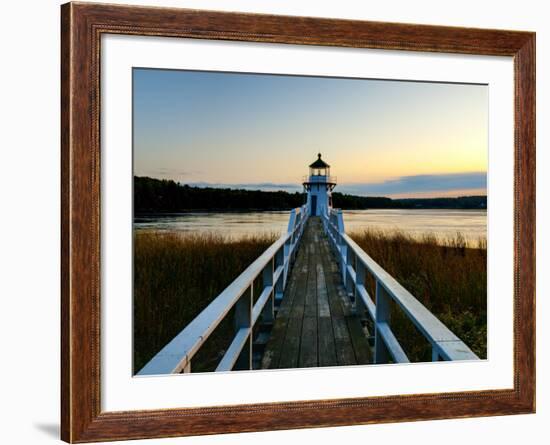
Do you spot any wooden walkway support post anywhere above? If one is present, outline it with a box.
[274,246,285,305]
[234,287,253,370]
[284,209,297,287]
[374,282,391,364]
[261,259,275,324]
[355,260,367,324]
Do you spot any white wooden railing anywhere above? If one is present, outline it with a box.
[322,208,479,363]
[138,205,309,375]
[302,174,337,184]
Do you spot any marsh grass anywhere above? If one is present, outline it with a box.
[134,227,487,373]
[349,229,487,360]
[133,231,277,373]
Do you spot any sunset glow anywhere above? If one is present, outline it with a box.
[133,68,488,198]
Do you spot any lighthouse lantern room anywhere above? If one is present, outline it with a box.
[303,153,337,216]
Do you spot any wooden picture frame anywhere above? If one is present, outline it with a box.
[61,2,535,442]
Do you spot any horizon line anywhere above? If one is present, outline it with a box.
[134,175,487,201]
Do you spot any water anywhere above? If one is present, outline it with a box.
[135,209,487,244]
[344,209,486,244]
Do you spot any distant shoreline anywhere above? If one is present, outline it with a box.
[134,176,487,213]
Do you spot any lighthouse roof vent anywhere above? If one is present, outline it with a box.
[309,153,330,168]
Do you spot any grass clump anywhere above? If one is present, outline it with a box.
[133,231,277,374]
[349,229,487,360]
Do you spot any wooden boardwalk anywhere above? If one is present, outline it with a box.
[139,206,478,376]
[261,217,372,369]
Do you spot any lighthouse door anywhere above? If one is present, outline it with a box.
[310,195,317,216]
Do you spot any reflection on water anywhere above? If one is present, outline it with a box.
[344,209,487,243]
[135,209,487,244]
[134,211,290,239]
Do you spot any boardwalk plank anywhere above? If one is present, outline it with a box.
[335,284,373,364]
[277,231,310,369]
[346,314,373,364]
[261,239,303,369]
[299,316,318,367]
[317,263,338,367]
[318,237,357,366]
[318,317,338,367]
[299,239,318,367]
[278,313,303,369]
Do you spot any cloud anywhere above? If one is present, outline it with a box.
[187,182,303,192]
[140,168,203,178]
[175,172,487,197]
[338,172,487,196]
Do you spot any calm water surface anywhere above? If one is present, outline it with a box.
[135,209,487,244]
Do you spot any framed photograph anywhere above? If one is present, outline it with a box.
[61,2,535,442]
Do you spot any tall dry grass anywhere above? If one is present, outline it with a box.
[349,229,487,360]
[133,231,277,373]
[134,227,486,372]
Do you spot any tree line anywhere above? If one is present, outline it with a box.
[134,176,487,213]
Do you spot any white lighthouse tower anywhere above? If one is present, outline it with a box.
[303,153,336,216]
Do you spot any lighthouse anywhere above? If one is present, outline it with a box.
[303,153,336,216]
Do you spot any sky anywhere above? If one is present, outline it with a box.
[133,68,488,198]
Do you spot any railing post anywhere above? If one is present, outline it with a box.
[261,258,274,324]
[355,260,366,321]
[275,246,285,301]
[332,212,338,249]
[374,281,391,364]
[287,209,297,236]
[234,286,252,370]
[340,240,347,286]
[294,211,302,254]
[335,210,347,285]
[346,249,355,301]
[336,209,345,232]
[283,237,290,287]
[293,209,301,256]
[284,209,297,286]
[323,209,333,246]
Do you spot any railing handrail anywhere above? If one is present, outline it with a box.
[322,208,478,363]
[138,205,308,375]
[302,174,337,183]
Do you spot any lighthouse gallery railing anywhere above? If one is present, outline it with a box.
[322,208,479,363]
[138,205,308,375]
